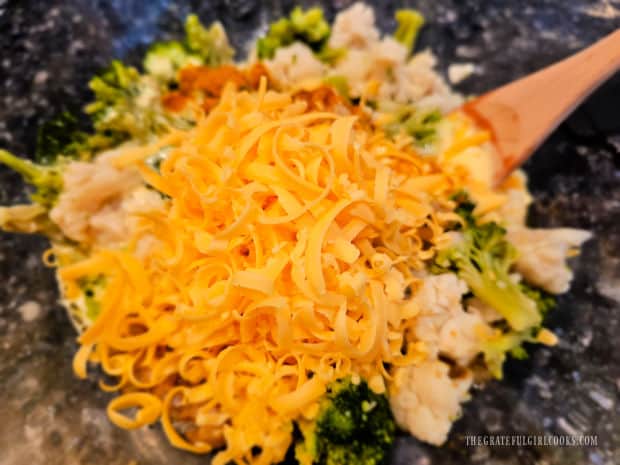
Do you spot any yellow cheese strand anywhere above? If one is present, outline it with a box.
[107,392,163,429]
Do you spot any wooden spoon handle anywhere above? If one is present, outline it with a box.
[464,29,620,183]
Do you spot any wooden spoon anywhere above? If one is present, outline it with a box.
[462,29,620,185]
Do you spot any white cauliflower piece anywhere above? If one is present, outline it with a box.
[438,311,487,365]
[371,36,408,65]
[264,43,326,89]
[447,63,475,84]
[389,360,472,445]
[87,198,127,245]
[330,49,374,97]
[400,50,464,112]
[497,187,532,227]
[50,150,142,245]
[507,228,592,294]
[409,274,486,364]
[400,51,438,99]
[328,2,379,49]
[411,273,467,316]
[316,2,464,110]
[331,37,408,99]
[49,146,167,247]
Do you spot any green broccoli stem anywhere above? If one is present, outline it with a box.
[460,251,542,331]
[394,9,425,52]
[0,149,63,208]
[0,149,42,183]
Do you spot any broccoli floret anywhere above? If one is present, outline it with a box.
[89,17,231,146]
[87,60,140,108]
[0,149,63,208]
[432,221,541,331]
[85,60,142,141]
[35,111,91,164]
[256,35,281,60]
[143,15,233,83]
[290,7,330,43]
[89,20,228,148]
[467,252,557,379]
[144,41,203,82]
[383,104,442,147]
[393,9,425,53]
[37,65,154,158]
[85,60,174,144]
[257,7,341,63]
[450,190,476,227]
[432,200,542,332]
[295,378,395,465]
[185,14,234,66]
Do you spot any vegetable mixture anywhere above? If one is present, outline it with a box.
[0,4,591,465]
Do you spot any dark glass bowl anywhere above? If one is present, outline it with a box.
[1,1,619,464]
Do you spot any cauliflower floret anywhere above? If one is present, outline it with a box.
[410,274,466,360]
[50,150,142,245]
[447,63,475,84]
[265,43,326,89]
[438,311,487,365]
[482,170,531,226]
[325,2,463,109]
[409,273,487,364]
[371,36,408,65]
[330,37,409,99]
[507,228,592,294]
[401,50,464,112]
[400,51,438,99]
[330,49,374,97]
[411,273,467,315]
[389,360,472,445]
[328,2,380,49]
[497,189,532,228]
[87,198,128,245]
[49,146,168,247]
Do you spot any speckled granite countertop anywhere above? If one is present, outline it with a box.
[0,1,619,465]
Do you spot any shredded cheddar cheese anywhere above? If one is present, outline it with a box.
[56,83,505,465]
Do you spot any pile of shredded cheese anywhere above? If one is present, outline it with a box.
[58,79,497,465]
